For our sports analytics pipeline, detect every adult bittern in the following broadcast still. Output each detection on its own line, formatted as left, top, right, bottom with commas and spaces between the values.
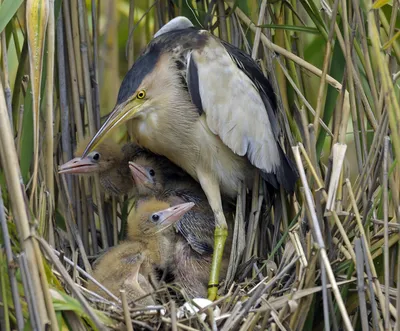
129, 157, 232, 297
81, 17, 298, 299
88, 198, 194, 303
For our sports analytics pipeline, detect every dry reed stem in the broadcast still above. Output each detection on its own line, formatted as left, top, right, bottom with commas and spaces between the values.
229, 3, 348, 94
121, 290, 134, 331
53, 246, 119, 301
0, 189, 24, 330
383, 137, 390, 330
293, 146, 353, 330
346, 180, 396, 322
0, 69, 49, 328
26, 0, 50, 208
45, 0, 55, 247
37, 236, 108, 331
368, 4, 400, 171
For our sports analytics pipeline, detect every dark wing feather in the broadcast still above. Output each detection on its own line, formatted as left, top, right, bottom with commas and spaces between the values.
162, 188, 215, 255
187, 54, 204, 115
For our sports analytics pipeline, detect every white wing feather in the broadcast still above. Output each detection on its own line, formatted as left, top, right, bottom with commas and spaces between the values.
188, 37, 280, 172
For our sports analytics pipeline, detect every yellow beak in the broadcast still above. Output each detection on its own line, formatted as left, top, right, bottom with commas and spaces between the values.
82, 101, 141, 157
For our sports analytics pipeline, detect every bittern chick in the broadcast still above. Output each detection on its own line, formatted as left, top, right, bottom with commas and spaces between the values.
88, 198, 194, 303
88, 248, 155, 306
59, 137, 188, 197
58, 137, 144, 196
129, 157, 232, 298
81, 17, 298, 299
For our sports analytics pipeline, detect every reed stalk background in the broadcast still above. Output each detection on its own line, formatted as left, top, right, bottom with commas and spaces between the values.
0, 0, 399, 329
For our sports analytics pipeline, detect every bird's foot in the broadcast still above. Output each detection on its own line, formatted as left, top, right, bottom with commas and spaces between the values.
207, 227, 228, 301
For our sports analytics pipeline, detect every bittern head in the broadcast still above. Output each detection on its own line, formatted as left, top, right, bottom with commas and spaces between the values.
58, 138, 123, 174
127, 198, 194, 239
81, 49, 180, 157
128, 157, 164, 194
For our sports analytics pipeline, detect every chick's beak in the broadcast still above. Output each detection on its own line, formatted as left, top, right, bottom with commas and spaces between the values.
129, 162, 150, 184
58, 156, 99, 174
82, 102, 142, 157
157, 202, 195, 227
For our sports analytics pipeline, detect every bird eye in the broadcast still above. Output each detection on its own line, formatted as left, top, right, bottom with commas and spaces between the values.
91, 152, 100, 162
151, 214, 160, 222
137, 90, 146, 99
149, 169, 155, 177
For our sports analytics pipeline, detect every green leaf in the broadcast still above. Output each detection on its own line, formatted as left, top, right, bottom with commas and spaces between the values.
257, 24, 320, 34
20, 87, 34, 184
0, 0, 24, 34
316, 39, 345, 158
51, 290, 115, 329
372, 0, 392, 9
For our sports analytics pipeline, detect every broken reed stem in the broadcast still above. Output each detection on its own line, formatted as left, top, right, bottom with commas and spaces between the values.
298, 143, 356, 261
292, 146, 353, 331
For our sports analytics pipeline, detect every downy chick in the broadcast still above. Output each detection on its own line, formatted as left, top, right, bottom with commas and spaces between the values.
129, 157, 233, 298
88, 199, 194, 303
88, 248, 155, 305
58, 137, 148, 196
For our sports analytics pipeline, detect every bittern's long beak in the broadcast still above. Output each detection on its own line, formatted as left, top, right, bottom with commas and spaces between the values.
82, 102, 141, 157
129, 162, 150, 185
58, 156, 99, 174
155, 202, 195, 230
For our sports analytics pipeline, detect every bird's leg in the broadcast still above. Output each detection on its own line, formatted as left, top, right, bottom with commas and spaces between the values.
197, 171, 228, 301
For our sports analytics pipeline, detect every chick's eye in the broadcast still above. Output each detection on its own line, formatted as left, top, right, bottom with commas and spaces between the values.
149, 169, 155, 177
137, 90, 146, 99
92, 153, 100, 161
151, 214, 160, 222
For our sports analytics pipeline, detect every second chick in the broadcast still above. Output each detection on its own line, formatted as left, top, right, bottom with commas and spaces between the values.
129, 156, 233, 298
88, 198, 194, 304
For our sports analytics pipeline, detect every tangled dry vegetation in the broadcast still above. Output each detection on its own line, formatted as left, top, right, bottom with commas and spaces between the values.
0, 0, 399, 330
